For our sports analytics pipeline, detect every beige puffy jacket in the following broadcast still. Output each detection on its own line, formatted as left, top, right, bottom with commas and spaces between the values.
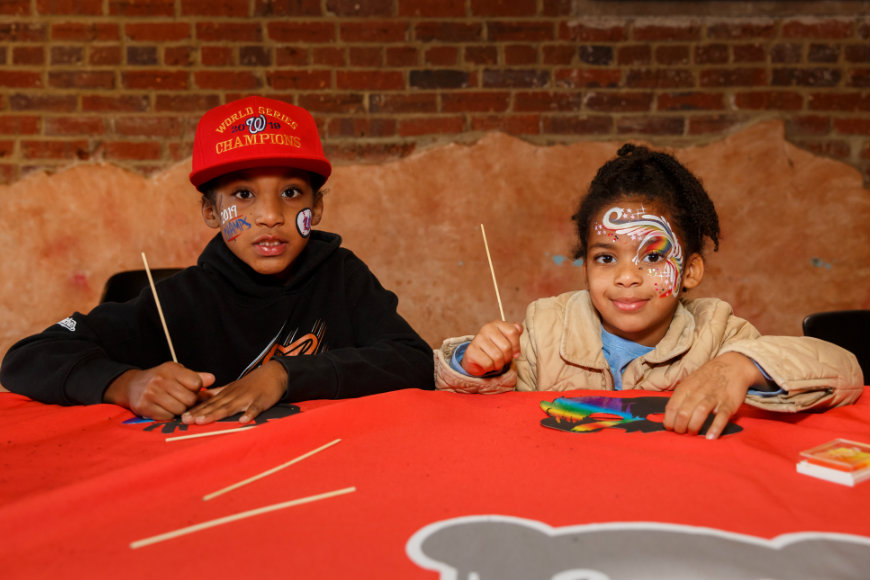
435, 291, 864, 412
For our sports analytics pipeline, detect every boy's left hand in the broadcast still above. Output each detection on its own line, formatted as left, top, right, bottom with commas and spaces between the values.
181, 361, 288, 425
663, 352, 763, 440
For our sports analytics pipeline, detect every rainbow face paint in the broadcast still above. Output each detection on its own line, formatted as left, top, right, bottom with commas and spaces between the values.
595, 206, 684, 297
296, 208, 312, 238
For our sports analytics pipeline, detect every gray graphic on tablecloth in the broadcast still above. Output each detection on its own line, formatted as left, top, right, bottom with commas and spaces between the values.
407, 516, 870, 580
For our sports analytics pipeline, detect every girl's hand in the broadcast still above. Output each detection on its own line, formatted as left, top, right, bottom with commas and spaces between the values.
103, 363, 215, 420
461, 321, 523, 376
181, 360, 287, 425
663, 352, 764, 439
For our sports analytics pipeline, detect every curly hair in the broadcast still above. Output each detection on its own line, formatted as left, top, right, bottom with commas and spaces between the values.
572, 144, 720, 260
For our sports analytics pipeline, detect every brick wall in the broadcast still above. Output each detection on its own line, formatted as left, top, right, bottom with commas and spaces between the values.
1, 0, 868, 185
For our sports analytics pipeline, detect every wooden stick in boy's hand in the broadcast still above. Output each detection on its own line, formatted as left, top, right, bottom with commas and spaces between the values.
141, 252, 178, 363
480, 224, 506, 322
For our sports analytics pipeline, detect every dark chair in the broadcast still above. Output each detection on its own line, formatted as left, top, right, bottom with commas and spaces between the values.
802, 310, 870, 382
100, 268, 182, 304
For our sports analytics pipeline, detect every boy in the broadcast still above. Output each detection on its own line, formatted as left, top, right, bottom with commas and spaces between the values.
1, 96, 434, 423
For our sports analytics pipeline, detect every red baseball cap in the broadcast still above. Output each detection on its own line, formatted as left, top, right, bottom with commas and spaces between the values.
189, 96, 332, 190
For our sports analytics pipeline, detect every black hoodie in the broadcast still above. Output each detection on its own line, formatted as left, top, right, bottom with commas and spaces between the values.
0, 231, 434, 406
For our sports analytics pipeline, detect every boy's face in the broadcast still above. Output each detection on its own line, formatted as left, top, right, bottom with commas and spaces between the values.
583, 199, 703, 347
202, 166, 323, 280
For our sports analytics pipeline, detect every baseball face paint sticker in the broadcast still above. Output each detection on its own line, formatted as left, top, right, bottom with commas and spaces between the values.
596, 206, 684, 297
296, 208, 312, 238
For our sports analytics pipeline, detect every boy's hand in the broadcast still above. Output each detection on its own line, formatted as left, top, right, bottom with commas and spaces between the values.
461, 321, 523, 377
663, 352, 763, 440
181, 360, 288, 425
104, 363, 215, 421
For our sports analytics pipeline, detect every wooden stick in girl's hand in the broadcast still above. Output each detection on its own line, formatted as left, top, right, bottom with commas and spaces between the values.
141, 252, 178, 363
480, 224, 506, 322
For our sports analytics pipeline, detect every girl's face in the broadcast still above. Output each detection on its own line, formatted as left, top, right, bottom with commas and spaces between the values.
202, 166, 323, 280
583, 199, 703, 346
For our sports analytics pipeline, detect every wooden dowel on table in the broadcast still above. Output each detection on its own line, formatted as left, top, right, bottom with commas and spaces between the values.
141, 252, 178, 363
203, 438, 342, 501
165, 426, 256, 442
480, 224, 506, 321
130, 486, 356, 549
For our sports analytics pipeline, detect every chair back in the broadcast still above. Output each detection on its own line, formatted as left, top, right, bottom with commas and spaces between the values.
802, 310, 870, 382
100, 269, 182, 304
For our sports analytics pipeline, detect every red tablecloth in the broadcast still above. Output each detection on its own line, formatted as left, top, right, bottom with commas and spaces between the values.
1, 387, 868, 579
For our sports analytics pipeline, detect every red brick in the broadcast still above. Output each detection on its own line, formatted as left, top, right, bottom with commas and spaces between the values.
276, 46, 309, 66
694, 44, 728, 65
790, 138, 851, 159
197, 22, 262, 42
542, 0, 572, 17
202, 46, 234, 67
327, 0, 393, 17
44, 116, 106, 135
706, 21, 776, 40
268, 21, 335, 43
268, 70, 332, 90
369, 93, 438, 113
845, 43, 870, 63
36, 0, 101, 15
561, 22, 625, 42
51, 46, 84, 65
655, 45, 689, 66
585, 92, 653, 112
51, 22, 119, 41
488, 21, 554, 42
297, 93, 365, 114
626, 69, 694, 89
82, 94, 150, 112
505, 44, 538, 65
687, 114, 748, 135
617, 45, 651, 66
126, 46, 159, 66
699, 68, 766, 87
470, 0, 537, 17
0, 115, 40, 134
181, 0, 250, 16
657, 92, 725, 111
49, 71, 115, 89
124, 70, 188, 90
22, 139, 90, 160
13, 46, 45, 65
398, 0, 464, 17
425, 46, 459, 66
482, 68, 548, 88
554, 68, 621, 89
786, 115, 831, 136
386, 46, 418, 67
109, 0, 174, 16
125, 22, 190, 42
732, 43, 765, 63
616, 116, 685, 136
398, 115, 464, 136
771, 67, 840, 87
442, 91, 510, 112
348, 46, 382, 67
847, 67, 869, 88
782, 19, 852, 39
164, 46, 194, 67
0, 22, 45, 42
471, 114, 540, 133
809, 92, 870, 111
103, 140, 161, 160
155, 94, 221, 112
90, 46, 122, 66
734, 91, 804, 110
464, 45, 497, 65
240, 46, 271, 66
116, 116, 184, 137
632, 22, 701, 42
338, 70, 404, 90
514, 90, 582, 112
0, 0, 28, 15
253, 0, 322, 17
194, 71, 261, 90
414, 22, 482, 43
808, 43, 840, 63
542, 44, 575, 65
0, 71, 43, 88
312, 46, 345, 66
9, 93, 76, 111
0, 140, 16, 157
771, 43, 803, 64
326, 117, 397, 138
541, 114, 612, 134
340, 21, 408, 43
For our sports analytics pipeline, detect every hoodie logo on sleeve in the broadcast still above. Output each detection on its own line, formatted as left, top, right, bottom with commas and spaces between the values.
58, 317, 76, 332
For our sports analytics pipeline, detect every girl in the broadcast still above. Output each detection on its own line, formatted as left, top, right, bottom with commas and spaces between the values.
434, 145, 863, 439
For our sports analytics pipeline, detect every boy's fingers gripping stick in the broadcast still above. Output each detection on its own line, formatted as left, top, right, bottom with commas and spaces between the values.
141, 252, 178, 363
480, 224, 506, 322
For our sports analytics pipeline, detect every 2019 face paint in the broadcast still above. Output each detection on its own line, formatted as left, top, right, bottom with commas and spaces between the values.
218, 203, 251, 242
595, 206, 684, 297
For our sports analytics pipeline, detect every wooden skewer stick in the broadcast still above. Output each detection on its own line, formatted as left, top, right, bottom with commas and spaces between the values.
165, 426, 256, 442
130, 486, 356, 549
480, 224, 505, 322
203, 438, 342, 501
141, 252, 178, 363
